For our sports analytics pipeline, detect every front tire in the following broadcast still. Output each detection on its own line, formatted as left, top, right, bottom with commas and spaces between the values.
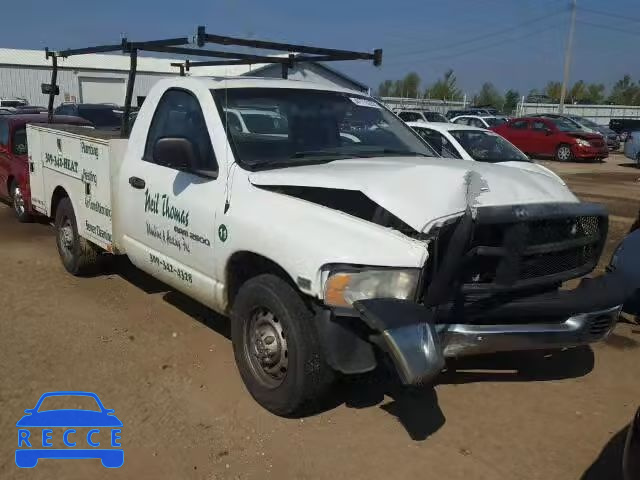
555, 144, 573, 162
54, 197, 100, 276
10, 181, 32, 223
231, 274, 335, 416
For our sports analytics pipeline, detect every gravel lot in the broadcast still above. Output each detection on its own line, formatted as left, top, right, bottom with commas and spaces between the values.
0, 154, 638, 480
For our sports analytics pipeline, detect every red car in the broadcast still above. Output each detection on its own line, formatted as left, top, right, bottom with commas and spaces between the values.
491, 116, 608, 162
0, 114, 92, 222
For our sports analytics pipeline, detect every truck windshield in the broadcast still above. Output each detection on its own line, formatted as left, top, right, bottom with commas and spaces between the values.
212, 88, 437, 170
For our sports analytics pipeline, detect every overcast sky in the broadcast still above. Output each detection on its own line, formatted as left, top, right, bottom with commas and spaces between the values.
2, 0, 639, 96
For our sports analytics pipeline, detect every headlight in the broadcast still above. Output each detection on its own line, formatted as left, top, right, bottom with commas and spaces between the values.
322, 267, 420, 308
576, 139, 591, 147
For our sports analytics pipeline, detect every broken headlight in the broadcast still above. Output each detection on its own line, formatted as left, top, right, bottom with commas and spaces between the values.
322, 267, 420, 308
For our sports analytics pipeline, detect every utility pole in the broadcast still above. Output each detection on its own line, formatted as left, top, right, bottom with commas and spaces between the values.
559, 0, 577, 113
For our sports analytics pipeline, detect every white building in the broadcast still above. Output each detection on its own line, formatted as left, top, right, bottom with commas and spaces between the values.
0, 48, 370, 107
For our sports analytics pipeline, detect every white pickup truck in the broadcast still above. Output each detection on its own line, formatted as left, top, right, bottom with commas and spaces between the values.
28, 76, 627, 416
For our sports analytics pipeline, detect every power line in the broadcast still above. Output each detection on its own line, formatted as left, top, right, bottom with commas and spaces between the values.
579, 6, 640, 24
576, 20, 640, 38
382, 0, 564, 51
388, 8, 566, 60
384, 21, 563, 67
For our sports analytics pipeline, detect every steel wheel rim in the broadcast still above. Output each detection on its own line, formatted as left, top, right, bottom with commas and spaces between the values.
558, 146, 571, 161
13, 186, 25, 216
59, 218, 75, 259
244, 307, 289, 389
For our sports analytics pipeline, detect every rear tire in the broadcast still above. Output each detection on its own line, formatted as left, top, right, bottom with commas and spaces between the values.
54, 197, 100, 276
231, 274, 335, 416
555, 144, 573, 162
10, 181, 32, 223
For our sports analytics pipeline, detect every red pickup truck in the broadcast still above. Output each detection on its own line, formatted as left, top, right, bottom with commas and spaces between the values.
491, 116, 608, 162
0, 114, 91, 221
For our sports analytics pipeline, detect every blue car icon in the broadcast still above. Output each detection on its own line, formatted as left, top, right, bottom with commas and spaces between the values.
16, 391, 123, 468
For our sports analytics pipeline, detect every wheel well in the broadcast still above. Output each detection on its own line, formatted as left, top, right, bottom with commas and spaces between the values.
226, 252, 297, 309
50, 186, 69, 219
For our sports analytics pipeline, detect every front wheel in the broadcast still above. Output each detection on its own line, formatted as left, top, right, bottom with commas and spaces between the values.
231, 274, 335, 416
54, 197, 100, 276
10, 181, 32, 223
555, 144, 573, 162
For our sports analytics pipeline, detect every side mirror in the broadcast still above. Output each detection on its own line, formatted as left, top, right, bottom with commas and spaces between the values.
24, 409, 33, 414
153, 137, 198, 171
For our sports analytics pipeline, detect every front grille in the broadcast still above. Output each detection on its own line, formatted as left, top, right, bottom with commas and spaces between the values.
588, 313, 616, 336
590, 139, 605, 148
429, 207, 607, 293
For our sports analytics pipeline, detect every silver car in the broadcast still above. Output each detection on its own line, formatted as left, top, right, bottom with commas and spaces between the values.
623, 130, 640, 164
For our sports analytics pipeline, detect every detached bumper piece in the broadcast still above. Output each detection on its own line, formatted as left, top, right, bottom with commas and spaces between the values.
353, 299, 445, 386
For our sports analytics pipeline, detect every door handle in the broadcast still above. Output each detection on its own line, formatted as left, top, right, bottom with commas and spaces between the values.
129, 176, 146, 189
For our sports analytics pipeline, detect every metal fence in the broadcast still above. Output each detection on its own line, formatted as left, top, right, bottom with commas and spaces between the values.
378, 96, 468, 114
515, 102, 640, 126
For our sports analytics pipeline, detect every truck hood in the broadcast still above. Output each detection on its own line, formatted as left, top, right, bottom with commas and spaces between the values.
249, 157, 577, 232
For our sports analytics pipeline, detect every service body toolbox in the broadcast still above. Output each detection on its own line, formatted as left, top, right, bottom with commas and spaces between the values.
27, 125, 124, 252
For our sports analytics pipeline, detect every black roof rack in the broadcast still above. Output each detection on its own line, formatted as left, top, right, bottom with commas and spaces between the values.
43, 26, 382, 136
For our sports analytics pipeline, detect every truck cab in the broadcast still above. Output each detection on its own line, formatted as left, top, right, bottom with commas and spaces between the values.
28, 76, 630, 417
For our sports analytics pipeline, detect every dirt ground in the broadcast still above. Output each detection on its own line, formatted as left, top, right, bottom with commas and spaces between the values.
0, 154, 639, 480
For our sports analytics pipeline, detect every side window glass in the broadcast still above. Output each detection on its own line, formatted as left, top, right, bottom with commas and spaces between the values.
417, 129, 461, 159
472, 119, 484, 128
510, 120, 528, 130
532, 121, 548, 131
12, 128, 27, 155
0, 120, 8, 146
454, 117, 468, 125
144, 89, 217, 172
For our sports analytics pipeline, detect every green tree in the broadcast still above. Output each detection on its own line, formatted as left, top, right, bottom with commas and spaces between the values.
503, 89, 520, 114
543, 81, 562, 102
475, 82, 504, 109
608, 75, 640, 105
586, 83, 605, 104
401, 72, 422, 98
378, 73, 422, 98
569, 80, 587, 104
425, 69, 462, 101
377, 80, 394, 97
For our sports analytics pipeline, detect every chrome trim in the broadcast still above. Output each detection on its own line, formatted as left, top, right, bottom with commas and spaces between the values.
439, 305, 622, 357
381, 321, 445, 385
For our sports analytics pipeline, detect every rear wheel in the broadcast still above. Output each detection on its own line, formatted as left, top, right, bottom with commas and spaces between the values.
555, 144, 573, 162
10, 181, 32, 223
231, 274, 335, 416
54, 197, 100, 275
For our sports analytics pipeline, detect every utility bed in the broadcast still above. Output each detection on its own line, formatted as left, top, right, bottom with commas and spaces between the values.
27, 124, 127, 253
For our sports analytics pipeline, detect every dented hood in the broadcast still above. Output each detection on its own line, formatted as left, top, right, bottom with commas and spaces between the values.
248, 157, 578, 232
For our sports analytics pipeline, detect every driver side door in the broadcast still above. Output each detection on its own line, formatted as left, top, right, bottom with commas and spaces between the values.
119, 88, 225, 307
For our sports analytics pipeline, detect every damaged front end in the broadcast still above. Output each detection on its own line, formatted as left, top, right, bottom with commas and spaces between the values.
327, 201, 630, 386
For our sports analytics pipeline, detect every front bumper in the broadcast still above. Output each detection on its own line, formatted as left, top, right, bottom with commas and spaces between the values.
352, 265, 632, 386
573, 144, 609, 159
440, 305, 620, 357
